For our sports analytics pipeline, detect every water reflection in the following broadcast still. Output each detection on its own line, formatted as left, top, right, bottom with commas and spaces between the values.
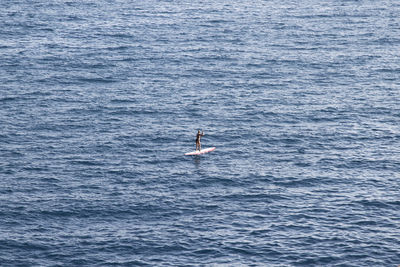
193, 156, 201, 168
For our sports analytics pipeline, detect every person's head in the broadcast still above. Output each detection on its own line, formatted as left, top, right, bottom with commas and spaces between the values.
198, 130, 201, 133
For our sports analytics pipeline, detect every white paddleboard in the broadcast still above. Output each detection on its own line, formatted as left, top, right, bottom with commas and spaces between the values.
185, 147, 216, 156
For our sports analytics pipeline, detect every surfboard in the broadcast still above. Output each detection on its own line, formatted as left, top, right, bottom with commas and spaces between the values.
185, 147, 216, 156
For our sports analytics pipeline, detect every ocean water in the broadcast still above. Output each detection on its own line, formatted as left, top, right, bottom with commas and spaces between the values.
1, 0, 400, 266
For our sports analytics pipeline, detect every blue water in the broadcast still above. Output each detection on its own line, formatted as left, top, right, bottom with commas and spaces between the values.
1, 0, 400, 266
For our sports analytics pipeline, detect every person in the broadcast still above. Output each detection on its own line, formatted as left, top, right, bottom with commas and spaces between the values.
195, 130, 204, 151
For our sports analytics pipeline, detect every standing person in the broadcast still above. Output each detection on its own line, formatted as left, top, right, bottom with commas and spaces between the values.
196, 130, 204, 151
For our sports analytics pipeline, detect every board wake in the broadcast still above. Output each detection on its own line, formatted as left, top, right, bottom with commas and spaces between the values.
185, 147, 216, 156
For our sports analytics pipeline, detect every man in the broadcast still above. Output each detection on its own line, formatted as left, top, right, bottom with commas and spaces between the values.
195, 130, 204, 151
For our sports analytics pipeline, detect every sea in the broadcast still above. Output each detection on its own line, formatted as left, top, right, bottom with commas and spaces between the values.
0, 0, 399, 266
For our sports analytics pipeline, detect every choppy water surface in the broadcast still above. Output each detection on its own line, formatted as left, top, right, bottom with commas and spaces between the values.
1, 0, 399, 266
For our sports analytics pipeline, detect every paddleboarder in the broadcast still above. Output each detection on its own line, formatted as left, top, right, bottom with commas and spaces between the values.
196, 130, 204, 151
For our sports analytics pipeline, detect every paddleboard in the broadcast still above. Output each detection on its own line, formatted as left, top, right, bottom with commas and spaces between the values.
185, 147, 216, 156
